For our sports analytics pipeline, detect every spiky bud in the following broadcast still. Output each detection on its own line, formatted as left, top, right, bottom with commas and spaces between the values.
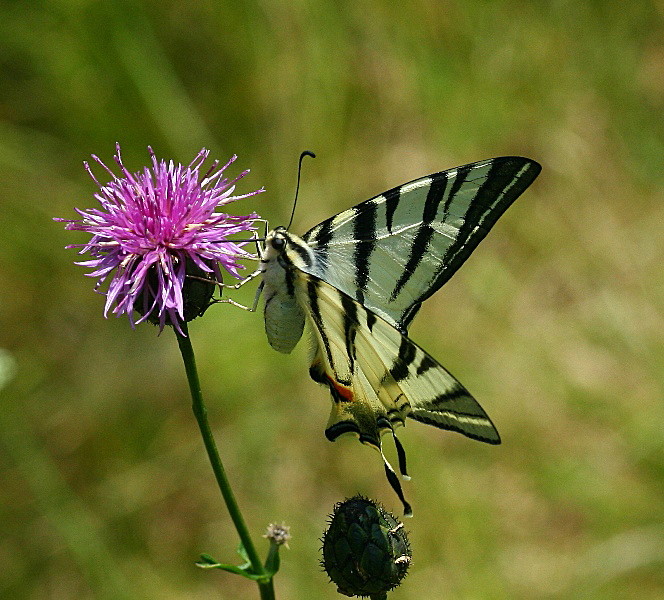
321, 496, 411, 599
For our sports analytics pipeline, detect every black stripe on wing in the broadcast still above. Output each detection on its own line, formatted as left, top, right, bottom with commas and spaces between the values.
399, 157, 541, 328
415, 354, 437, 376
408, 411, 501, 445
307, 277, 337, 374
408, 380, 501, 445
390, 173, 448, 301
443, 163, 472, 219
306, 217, 334, 279
340, 293, 359, 371
384, 186, 401, 234
289, 240, 314, 268
366, 310, 377, 333
389, 337, 418, 382
353, 201, 378, 305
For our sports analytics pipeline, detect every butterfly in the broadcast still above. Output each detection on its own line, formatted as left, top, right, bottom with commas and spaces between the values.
256, 156, 541, 515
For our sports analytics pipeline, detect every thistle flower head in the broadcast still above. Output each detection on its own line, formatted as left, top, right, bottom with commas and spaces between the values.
56, 144, 263, 333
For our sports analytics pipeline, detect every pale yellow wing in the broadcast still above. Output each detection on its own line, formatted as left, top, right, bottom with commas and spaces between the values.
295, 271, 499, 514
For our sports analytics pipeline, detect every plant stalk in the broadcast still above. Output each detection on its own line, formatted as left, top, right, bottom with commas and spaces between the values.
175, 323, 275, 599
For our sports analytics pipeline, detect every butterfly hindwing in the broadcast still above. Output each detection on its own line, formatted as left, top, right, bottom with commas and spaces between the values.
296, 271, 500, 513
300, 272, 499, 445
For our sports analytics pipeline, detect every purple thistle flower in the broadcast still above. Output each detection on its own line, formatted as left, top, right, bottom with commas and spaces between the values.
56, 144, 263, 333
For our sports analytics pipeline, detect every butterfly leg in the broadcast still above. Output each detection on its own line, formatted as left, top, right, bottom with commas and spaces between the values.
253, 218, 270, 242
209, 281, 264, 312
188, 266, 261, 289
220, 267, 262, 290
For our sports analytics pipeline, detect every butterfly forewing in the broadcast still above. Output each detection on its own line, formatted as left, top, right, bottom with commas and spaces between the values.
303, 157, 541, 331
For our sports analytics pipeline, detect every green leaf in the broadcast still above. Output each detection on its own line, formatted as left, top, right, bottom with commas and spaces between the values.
195, 552, 266, 581
196, 553, 220, 568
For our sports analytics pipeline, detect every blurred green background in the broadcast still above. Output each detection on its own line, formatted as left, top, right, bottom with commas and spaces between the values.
1, 1, 662, 598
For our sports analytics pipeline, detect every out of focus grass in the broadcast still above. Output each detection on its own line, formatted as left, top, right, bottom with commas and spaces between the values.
1, 1, 663, 599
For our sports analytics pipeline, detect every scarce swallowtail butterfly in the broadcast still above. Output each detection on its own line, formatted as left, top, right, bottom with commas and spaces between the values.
257, 156, 541, 515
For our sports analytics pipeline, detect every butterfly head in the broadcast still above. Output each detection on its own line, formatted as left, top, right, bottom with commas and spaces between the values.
263, 226, 288, 256
261, 226, 313, 271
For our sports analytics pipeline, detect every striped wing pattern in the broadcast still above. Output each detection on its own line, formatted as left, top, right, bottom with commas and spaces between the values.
259, 156, 541, 513
297, 271, 499, 515
303, 157, 541, 331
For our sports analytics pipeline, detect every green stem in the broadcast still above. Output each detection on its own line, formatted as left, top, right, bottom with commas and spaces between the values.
175, 323, 275, 600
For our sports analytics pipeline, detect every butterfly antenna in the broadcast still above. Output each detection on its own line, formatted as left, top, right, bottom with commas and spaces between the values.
287, 150, 316, 229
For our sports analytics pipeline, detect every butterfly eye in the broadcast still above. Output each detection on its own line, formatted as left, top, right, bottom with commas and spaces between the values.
271, 236, 286, 251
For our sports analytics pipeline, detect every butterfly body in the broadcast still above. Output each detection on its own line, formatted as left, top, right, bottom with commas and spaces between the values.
259, 157, 541, 513
260, 227, 309, 353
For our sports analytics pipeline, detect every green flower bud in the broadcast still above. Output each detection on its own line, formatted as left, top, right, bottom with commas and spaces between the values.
322, 496, 411, 599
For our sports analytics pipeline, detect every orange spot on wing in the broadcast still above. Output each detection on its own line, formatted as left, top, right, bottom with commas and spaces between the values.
326, 375, 354, 403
